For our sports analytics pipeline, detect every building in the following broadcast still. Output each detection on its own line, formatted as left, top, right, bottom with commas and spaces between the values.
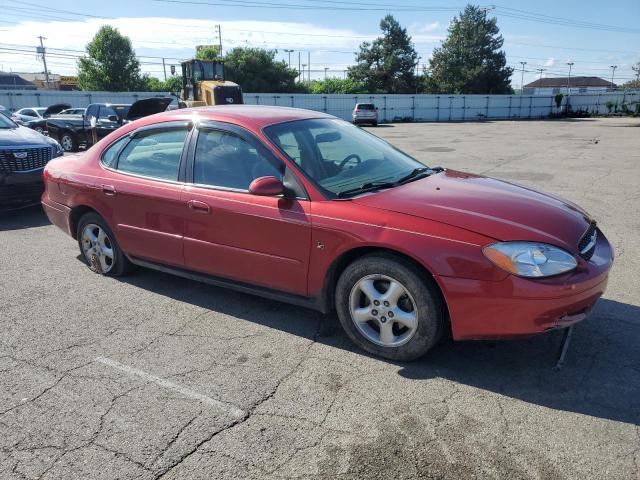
523, 76, 615, 95
0, 72, 37, 90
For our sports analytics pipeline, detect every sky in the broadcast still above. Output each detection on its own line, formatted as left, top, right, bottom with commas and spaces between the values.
0, 0, 639, 88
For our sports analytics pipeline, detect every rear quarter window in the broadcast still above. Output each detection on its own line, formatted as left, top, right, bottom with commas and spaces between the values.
101, 136, 130, 168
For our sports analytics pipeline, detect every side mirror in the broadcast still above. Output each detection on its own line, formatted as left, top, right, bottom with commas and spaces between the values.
107, 115, 118, 122
248, 176, 284, 196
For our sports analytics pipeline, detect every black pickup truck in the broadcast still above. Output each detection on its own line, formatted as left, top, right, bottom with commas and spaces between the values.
40, 97, 172, 152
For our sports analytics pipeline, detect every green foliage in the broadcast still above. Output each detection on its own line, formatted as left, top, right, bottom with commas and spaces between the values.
554, 93, 564, 108
425, 5, 514, 94
621, 79, 640, 90
143, 75, 182, 93
196, 45, 221, 61
347, 15, 419, 94
309, 77, 367, 94
77, 26, 144, 91
223, 47, 300, 93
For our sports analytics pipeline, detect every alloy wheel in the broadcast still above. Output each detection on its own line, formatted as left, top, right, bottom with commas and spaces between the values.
348, 274, 419, 347
81, 223, 114, 273
61, 135, 74, 151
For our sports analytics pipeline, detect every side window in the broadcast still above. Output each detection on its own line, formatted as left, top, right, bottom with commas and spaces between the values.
193, 129, 282, 190
116, 129, 187, 181
272, 131, 301, 166
100, 136, 130, 168
23, 109, 36, 117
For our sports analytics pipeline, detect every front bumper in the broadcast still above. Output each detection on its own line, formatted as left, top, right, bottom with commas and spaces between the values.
0, 170, 45, 212
439, 230, 614, 340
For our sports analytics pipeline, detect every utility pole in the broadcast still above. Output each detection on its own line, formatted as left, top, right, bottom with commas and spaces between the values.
324, 67, 329, 81
633, 64, 640, 82
298, 51, 301, 82
415, 56, 421, 94
307, 51, 311, 85
302, 64, 307, 84
36, 36, 49, 89
610, 65, 617, 90
519, 61, 527, 94
284, 49, 293, 67
215, 24, 223, 57
162, 58, 167, 80
566, 61, 574, 112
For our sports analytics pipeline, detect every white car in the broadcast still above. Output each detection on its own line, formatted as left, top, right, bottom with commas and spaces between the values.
352, 103, 378, 126
14, 107, 47, 123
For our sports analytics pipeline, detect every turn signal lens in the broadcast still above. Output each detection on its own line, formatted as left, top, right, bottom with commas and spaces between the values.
483, 242, 577, 278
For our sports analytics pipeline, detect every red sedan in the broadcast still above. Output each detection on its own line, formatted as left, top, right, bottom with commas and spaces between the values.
41, 106, 613, 360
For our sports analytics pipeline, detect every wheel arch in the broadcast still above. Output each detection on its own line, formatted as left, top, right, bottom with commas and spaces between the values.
69, 205, 100, 239
319, 246, 450, 327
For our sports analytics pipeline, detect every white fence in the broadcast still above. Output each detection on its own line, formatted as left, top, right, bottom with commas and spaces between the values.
242, 92, 639, 122
1, 89, 637, 122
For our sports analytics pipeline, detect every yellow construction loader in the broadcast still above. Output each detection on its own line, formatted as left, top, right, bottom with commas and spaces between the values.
179, 59, 243, 107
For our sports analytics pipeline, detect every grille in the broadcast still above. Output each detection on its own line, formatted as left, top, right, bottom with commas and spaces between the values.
578, 222, 597, 261
0, 146, 54, 173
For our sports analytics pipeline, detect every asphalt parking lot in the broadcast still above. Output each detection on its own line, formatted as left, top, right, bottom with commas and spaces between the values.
1, 117, 639, 479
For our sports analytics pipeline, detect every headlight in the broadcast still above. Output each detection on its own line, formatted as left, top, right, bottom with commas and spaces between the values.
46, 138, 64, 157
483, 242, 577, 278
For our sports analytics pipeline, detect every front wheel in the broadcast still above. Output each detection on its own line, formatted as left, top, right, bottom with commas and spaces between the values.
77, 213, 133, 276
335, 254, 445, 361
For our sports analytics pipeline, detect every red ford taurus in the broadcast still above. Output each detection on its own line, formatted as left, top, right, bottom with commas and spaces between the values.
41, 106, 613, 360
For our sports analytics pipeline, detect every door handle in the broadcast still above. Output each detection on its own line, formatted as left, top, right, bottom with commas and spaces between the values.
101, 184, 116, 196
187, 199, 210, 214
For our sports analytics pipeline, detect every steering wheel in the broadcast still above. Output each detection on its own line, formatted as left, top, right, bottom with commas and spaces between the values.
339, 153, 362, 169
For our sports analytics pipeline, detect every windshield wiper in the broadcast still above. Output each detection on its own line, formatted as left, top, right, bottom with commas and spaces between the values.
337, 181, 396, 198
395, 167, 433, 185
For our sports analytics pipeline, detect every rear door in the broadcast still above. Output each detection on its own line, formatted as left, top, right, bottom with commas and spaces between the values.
98, 120, 192, 267
181, 122, 312, 295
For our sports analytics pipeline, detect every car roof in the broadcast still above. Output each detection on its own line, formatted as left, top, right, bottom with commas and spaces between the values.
156, 105, 334, 130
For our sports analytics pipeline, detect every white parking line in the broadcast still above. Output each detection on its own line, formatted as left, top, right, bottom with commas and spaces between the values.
95, 357, 245, 418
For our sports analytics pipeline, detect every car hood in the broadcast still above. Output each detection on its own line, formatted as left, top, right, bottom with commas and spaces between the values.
126, 97, 173, 120
352, 169, 592, 251
0, 125, 49, 147
43, 103, 71, 117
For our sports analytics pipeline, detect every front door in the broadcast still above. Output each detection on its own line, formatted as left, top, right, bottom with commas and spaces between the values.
181, 124, 312, 296
98, 122, 192, 267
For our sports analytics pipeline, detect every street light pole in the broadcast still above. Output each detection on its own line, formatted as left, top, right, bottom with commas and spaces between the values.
37, 36, 50, 89
566, 61, 574, 111
324, 67, 328, 81
519, 61, 527, 94
610, 65, 618, 90
284, 49, 293, 67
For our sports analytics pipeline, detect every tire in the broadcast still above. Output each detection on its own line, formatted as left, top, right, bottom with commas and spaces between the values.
77, 212, 133, 277
335, 254, 445, 361
372, 121, 378, 127
59, 131, 78, 152
34, 126, 44, 134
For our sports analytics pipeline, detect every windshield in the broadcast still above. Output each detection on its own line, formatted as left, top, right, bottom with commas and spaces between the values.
0, 112, 17, 128
264, 118, 428, 198
35, 108, 46, 116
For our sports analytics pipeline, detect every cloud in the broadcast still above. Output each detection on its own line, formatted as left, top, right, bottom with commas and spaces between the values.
544, 57, 556, 68
0, 17, 373, 76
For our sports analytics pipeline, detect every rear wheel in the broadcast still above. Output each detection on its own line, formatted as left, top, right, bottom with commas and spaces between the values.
335, 254, 445, 361
59, 132, 78, 152
77, 213, 133, 276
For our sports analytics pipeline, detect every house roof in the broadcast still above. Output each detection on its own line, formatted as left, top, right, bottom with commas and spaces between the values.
0, 72, 38, 90
524, 76, 615, 88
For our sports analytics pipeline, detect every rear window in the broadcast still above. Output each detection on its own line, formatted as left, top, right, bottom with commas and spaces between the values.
357, 104, 375, 110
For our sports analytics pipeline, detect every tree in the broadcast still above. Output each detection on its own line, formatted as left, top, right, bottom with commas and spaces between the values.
309, 77, 367, 94
425, 5, 514, 94
77, 26, 144, 91
196, 45, 222, 61
347, 15, 418, 94
143, 75, 182, 93
222, 47, 300, 93
621, 79, 640, 90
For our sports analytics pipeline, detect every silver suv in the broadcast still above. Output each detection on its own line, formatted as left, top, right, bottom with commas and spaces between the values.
352, 103, 378, 126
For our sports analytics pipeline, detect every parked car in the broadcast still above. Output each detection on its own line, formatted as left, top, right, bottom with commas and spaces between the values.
352, 103, 378, 126
26, 103, 72, 134
14, 107, 47, 123
59, 108, 87, 116
1, 113, 63, 211
41, 105, 613, 360
43, 97, 172, 152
